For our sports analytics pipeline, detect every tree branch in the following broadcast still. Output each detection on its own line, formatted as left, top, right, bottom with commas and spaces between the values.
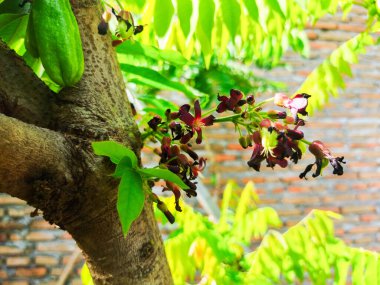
0, 41, 53, 128
0, 114, 79, 203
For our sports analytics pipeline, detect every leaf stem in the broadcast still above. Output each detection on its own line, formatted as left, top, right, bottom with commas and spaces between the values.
300, 139, 312, 145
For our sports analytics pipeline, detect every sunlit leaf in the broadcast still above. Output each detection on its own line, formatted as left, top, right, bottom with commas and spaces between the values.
117, 169, 145, 236
137, 168, 190, 189
92, 141, 138, 166
154, 0, 174, 37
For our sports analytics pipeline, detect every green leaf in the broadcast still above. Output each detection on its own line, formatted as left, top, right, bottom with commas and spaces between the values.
137, 168, 189, 189
177, 0, 192, 37
196, 0, 215, 68
364, 252, 378, 285
220, 0, 241, 39
113, 156, 133, 178
81, 263, 94, 285
0, 13, 28, 52
117, 170, 145, 236
120, 63, 198, 99
154, 0, 174, 37
243, 0, 259, 22
92, 141, 138, 167
334, 258, 350, 285
117, 40, 189, 66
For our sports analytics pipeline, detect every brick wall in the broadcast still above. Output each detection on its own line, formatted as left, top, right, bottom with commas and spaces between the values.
1, 5, 380, 284
203, 5, 380, 250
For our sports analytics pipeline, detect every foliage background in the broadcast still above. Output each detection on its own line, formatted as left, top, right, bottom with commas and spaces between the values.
1, 2, 380, 285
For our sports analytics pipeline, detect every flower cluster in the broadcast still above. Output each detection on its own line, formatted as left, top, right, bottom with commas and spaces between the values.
146, 100, 214, 216
144, 89, 346, 222
247, 119, 303, 171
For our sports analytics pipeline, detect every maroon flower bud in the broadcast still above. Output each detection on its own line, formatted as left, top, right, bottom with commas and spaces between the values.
165, 109, 171, 120
239, 135, 253, 149
237, 100, 247, 106
130, 103, 137, 116
157, 201, 175, 223
170, 112, 180, 120
177, 153, 190, 167
148, 115, 162, 131
170, 145, 181, 156
134, 25, 144, 35
246, 95, 255, 105
216, 89, 244, 113
287, 129, 304, 140
234, 107, 242, 113
167, 165, 180, 173
268, 110, 287, 119
180, 144, 199, 160
259, 119, 272, 128
98, 20, 109, 35
284, 116, 295, 124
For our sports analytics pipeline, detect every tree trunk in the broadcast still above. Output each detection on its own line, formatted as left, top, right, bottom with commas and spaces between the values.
0, 1, 173, 284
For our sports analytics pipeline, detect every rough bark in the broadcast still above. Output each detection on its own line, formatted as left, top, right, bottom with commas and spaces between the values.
0, 1, 173, 284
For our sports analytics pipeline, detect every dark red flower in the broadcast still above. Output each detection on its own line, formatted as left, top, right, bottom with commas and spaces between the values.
300, 140, 346, 179
179, 100, 215, 144
216, 89, 246, 113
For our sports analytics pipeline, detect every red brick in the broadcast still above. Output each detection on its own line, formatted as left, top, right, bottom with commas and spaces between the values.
26, 231, 55, 241
359, 172, 380, 179
3, 282, 29, 285
51, 267, 63, 275
338, 24, 366, 32
349, 226, 379, 234
0, 221, 25, 230
227, 143, 243, 150
6, 257, 30, 266
335, 184, 348, 191
307, 30, 318, 40
360, 214, 379, 222
15, 267, 47, 277
305, 206, 340, 214
352, 183, 368, 191
357, 193, 380, 201
214, 154, 236, 162
272, 187, 284, 193
9, 233, 23, 241
309, 41, 339, 49
0, 196, 26, 205
282, 196, 320, 204
61, 232, 73, 240
313, 22, 338, 30
322, 194, 355, 203
35, 255, 59, 266
0, 270, 8, 278
335, 228, 345, 236
288, 186, 309, 193
8, 208, 27, 217
277, 209, 302, 216
0, 246, 24, 255
341, 205, 375, 214
36, 242, 75, 252
30, 219, 56, 230
0, 233, 7, 242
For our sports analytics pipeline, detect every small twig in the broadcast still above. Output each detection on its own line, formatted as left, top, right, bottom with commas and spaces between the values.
56, 246, 82, 285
